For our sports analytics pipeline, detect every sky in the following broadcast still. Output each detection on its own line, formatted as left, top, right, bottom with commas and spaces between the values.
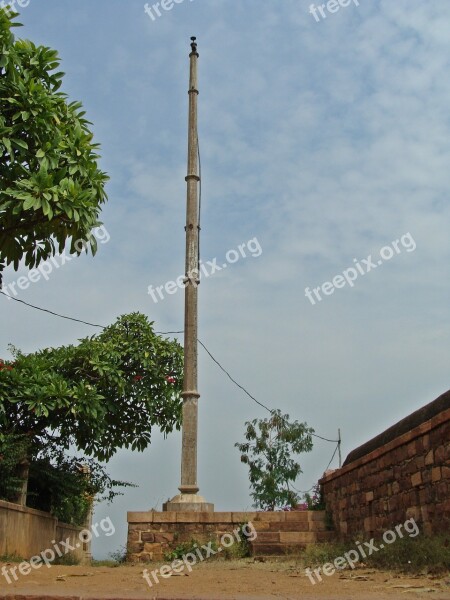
2, 0, 450, 558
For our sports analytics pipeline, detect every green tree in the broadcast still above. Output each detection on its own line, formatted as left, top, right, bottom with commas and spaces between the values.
0, 313, 184, 462
235, 410, 314, 511
0, 9, 108, 283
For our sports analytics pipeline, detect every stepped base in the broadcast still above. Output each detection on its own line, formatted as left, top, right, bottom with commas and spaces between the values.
127, 510, 335, 562
251, 531, 336, 556
163, 493, 214, 512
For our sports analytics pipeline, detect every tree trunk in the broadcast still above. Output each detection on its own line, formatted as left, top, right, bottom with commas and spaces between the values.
13, 458, 30, 506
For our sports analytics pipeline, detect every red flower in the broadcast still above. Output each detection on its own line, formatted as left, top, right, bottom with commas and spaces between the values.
133, 375, 143, 382
166, 376, 176, 384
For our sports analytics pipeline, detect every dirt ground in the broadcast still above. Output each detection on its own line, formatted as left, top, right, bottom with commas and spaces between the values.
0, 559, 448, 599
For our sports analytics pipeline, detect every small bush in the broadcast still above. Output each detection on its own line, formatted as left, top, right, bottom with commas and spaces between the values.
53, 553, 80, 566
108, 546, 128, 564
365, 534, 450, 574
0, 554, 24, 563
164, 538, 218, 562
303, 542, 351, 567
302, 534, 450, 574
304, 483, 326, 511
222, 523, 253, 559
92, 559, 121, 567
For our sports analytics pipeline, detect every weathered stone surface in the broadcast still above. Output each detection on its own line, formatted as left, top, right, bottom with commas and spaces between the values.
152, 512, 177, 523
270, 521, 310, 532
126, 510, 335, 560
143, 542, 161, 550
320, 396, 450, 538
127, 529, 141, 542
191, 512, 231, 523
279, 532, 316, 543
231, 512, 258, 522
254, 532, 280, 543
254, 512, 286, 522
285, 512, 308, 523
411, 472, 422, 487
127, 511, 154, 523
154, 533, 174, 543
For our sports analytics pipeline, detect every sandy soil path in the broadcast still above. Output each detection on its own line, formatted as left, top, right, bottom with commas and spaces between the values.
0, 560, 448, 599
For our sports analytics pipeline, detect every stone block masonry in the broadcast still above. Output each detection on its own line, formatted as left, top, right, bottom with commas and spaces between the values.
320, 391, 450, 538
127, 510, 334, 560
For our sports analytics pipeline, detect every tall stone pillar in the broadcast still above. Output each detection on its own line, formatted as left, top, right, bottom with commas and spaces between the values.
164, 37, 213, 513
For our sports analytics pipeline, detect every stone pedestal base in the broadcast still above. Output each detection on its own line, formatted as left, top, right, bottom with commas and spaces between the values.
163, 493, 214, 512
127, 510, 333, 562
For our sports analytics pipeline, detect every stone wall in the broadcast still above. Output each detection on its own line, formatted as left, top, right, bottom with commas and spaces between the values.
320, 392, 450, 538
127, 510, 333, 560
0, 499, 88, 563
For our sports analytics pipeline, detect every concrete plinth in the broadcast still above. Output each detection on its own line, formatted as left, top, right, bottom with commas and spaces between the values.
163, 493, 214, 512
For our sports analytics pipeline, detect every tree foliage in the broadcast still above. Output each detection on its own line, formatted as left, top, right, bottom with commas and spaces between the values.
27, 449, 136, 526
0, 431, 28, 500
0, 313, 184, 461
235, 410, 314, 511
0, 433, 136, 525
0, 9, 108, 279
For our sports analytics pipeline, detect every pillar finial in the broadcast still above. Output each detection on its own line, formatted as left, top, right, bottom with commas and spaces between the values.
190, 36, 198, 56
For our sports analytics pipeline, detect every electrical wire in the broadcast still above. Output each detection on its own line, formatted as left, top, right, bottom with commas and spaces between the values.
155, 330, 184, 335
311, 433, 340, 443
291, 441, 340, 495
0, 292, 183, 336
197, 337, 339, 443
0, 291, 105, 329
197, 338, 270, 412
324, 442, 340, 472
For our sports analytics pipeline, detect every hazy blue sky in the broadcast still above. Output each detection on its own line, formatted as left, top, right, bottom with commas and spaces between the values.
2, 0, 450, 558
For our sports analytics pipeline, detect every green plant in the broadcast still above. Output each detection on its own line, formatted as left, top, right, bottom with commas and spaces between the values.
302, 534, 450, 575
108, 545, 128, 564
222, 523, 253, 559
304, 483, 326, 511
0, 433, 29, 501
53, 553, 80, 566
235, 410, 314, 510
92, 559, 121, 567
164, 538, 219, 562
0, 554, 24, 563
0, 313, 184, 463
0, 9, 108, 281
302, 541, 351, 567
26, 451, 136, 526
365, 534, 450, 574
